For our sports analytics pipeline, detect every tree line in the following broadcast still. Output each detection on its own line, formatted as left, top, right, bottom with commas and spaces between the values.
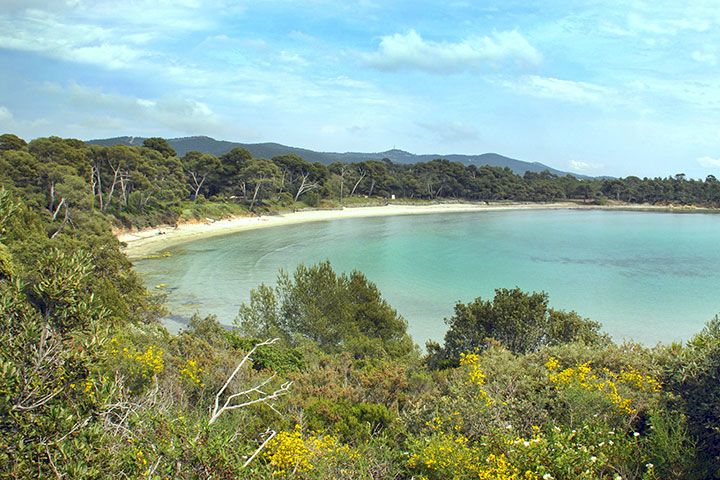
2, 133, 719, 230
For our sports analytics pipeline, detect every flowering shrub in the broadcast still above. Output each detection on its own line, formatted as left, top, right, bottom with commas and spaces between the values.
263, 425, 355, 476
407, 432, 536, 480
459, 351, 493, 405
546, 357, 661, 416
124, 345, 165, 378
264, 427, 314, 475
407, 425, 659, 480
406, 347, 683, 480
501, 425, 651, 480
109, 337, 165, 378
179, 358, 204, 387
107, 337, 165, 392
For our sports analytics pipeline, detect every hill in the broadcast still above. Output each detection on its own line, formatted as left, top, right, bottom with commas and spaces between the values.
87, 136, 581, 177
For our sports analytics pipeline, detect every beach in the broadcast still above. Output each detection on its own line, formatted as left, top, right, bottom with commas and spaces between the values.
117, 202, 713, 258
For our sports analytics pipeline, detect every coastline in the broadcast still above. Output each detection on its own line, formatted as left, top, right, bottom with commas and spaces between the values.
117, 202, 716, 259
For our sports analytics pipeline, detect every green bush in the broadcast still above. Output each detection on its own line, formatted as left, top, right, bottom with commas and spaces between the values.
666, 317, 720, 478
305, 398, 396, 443
228, 335, 305, 373
237, 262, 416, 360
427, 288, 607, 368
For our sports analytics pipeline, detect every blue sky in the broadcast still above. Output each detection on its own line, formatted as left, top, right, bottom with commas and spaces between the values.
1, 1, 720, 177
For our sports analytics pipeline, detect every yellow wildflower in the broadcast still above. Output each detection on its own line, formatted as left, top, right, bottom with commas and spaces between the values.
179, 358, 204, 387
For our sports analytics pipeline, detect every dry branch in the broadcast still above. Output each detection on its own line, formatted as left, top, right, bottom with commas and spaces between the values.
208, 338, 292, 425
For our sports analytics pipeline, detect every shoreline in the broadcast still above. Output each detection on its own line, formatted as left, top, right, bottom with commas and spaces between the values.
118, 202, 717, 259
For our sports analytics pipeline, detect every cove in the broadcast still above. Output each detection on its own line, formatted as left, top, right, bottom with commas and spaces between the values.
134, 209, 720, 346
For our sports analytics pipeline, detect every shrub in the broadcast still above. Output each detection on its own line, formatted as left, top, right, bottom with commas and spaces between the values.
237, 262, 416, 360
665, 317, 720, 478
304, 398, 396, 442
427, 288, 607, 368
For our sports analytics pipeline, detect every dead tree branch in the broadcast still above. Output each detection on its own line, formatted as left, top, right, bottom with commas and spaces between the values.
208, 338, 292, 425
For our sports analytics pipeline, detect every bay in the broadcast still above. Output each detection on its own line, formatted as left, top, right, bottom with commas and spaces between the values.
134, 209, 720, 346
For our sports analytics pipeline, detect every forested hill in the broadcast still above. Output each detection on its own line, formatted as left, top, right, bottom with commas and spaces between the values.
88, 135, 577, 177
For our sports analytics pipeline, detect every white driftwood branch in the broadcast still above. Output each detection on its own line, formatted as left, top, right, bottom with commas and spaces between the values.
208, 338, 292, 425
243, 429, 277, 468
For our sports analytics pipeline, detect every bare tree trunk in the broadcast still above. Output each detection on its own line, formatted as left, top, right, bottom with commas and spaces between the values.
250, 183, 261, 211
51, 198, 65, 221
48, 182, 56, 213
93, 165, 104, 211
294, 172, 318, 202
350, 172, 366, 196
294, 173, 307, 202
119, 172, 129, 206
208, 338, 291, 426
140, 185, 160, 210
189, 171, 205, 201
103, 162, 121, 212
50, 204, 69, 239
368, 178, 376, 197
90, 168, 97, 210
339, 166, 345, 205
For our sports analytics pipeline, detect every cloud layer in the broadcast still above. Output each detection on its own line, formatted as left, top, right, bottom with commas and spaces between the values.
698, 156, 720, 168
495, 76, 616, 105
365, 29, 542, 73
2, 1, 720, 177
569, 160, 605, 173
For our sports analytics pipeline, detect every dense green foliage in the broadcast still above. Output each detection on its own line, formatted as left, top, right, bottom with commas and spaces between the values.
238, 262, 415, 360
427, 288, 608, 368
2, 134, 720, 237
664, 317, 720, 477
1, 133, 720, 479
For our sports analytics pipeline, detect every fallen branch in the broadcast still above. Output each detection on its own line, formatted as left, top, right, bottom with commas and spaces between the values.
208, 338, 293, 425
243, 429, 277, 469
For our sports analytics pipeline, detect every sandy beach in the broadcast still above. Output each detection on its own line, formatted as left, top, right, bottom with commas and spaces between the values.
117, 202, 714, 258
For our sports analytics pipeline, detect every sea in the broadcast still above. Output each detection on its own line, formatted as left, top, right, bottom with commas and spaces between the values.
134, 209, 720, 346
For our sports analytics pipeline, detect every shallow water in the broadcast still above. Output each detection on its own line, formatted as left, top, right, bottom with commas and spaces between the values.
134, 209, 720, 346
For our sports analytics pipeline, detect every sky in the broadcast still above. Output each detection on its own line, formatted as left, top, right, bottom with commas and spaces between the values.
1, 1, 720, 178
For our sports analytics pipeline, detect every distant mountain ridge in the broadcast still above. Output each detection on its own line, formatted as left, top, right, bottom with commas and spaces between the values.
87, 135, 581, 177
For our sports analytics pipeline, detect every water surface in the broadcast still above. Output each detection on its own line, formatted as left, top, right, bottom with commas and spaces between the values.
134, 210, 720, 345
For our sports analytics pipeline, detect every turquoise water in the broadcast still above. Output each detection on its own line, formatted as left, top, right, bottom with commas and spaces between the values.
134, 210, 720, 346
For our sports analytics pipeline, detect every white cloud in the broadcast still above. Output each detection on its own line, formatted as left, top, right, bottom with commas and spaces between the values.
0, 10, 148, 69
319, 123, 368, 136
569, 160, 604, 173
626, 13, 710, 36
288, 30, 317, 43
0, 106, 13, 123
691, 50, 716, 65
697, 156, 720, 167
324, 76, 373, 89
54, 82, 224, 135
626, 77, 720, 112
0, 1, 240, 69
497, 75, 615, 105
365, 29, 542, 73
279, 50, 308, 67
0, 105, 50, 135
11, 0, 229, 31
417, 121, 480, 143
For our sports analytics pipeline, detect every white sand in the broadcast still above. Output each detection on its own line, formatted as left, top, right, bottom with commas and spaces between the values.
117, 202, 711, 259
